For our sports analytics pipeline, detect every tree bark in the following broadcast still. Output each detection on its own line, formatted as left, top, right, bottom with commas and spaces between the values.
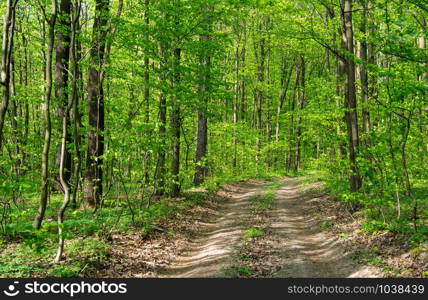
83, 0, 110, 208
359, 0, 371, 134
34, 0, 58, 229
342, 0, 362, 192
294, 55, 305, 172
53, 0, 72, 191
0, 0, 18, 152
194, 7, 212, 187
143, 0, 151, 185
154, 43, 167, 195
170, 46, 181, 197
70, 0, 82, 210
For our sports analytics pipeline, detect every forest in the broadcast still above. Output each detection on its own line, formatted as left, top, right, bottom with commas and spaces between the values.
0, 0, 427, 278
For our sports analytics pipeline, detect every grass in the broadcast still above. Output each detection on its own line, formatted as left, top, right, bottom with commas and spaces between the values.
244, 228, 263, 239
249, 181, 284, 214
351, 250, 383, 267
223, 264, 254, 277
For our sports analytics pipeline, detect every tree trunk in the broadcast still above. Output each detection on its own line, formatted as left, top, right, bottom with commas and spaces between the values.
254, 17, 268, 167
233, 41, 242, 169
194, 7, 212, 187
53, 0, 72, 191
70, 0, 82, 210
143, 0, 151, 185
170, 45, 181, 197
34, 0, 58, 229
83, 0, 110, 209
0, 0, 18, 152
359, 0, 371, 134
54, 61, 75, 262
275, 56, 291, 143
294, 55, 305, 172
154, 44, 167, 195
10, 56, 22, 175
342, 0, 362, 192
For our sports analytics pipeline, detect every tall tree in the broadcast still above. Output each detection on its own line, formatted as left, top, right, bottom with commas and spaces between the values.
54, 0, 72, 190
34, 0, 58, 229
170, 2, 182, 197
154, 41, 167, 196
342, 0, 362, 192
294, 55, 305, 172
0, 0, 18, 152
170, 45, 181, 197
194, 5, 212, 187
83, 0, 110, 208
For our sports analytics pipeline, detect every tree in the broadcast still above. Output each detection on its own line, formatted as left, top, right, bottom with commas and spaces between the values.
341, 0, 362, 193
0, 0, 18, 152
83, 0, 110, 208
194, 5, 212, 187
53, 0, 72, 191
34, 0, 58, 229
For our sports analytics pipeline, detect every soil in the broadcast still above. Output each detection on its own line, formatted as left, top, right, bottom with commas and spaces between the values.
270, 179, 381, 277
157, 178, 382, 278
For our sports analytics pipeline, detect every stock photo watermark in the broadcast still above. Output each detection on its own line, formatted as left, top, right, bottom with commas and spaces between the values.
2, 281, 127, 297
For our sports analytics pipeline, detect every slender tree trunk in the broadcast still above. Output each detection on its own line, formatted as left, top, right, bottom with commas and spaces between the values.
54, 0, 72, 191
400, 118, 417, 230
143, 0, 151, 185
294, 55, 305, 172
54, 66, 74, 263
254, 17, 267, 167
154, 44, 167, 195
359, 0, 371, 134
10, 57, 21, 175
240, 31, 247, 122
287, 62, 299, 172
0, 0, 18, 152
170, 44, 181, 197
34, 0, 58, 229
417, 17, 427, 147
342, 0, 362, 192
233, 44, 240, 169
194, 7, 212, 187
275, 56, 292, 143
71, 0, 82, 210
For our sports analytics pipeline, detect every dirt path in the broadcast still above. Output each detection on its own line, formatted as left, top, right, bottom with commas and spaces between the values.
271, 179, 381, 278
160, 181, 266, 277
161, 178, 382, 278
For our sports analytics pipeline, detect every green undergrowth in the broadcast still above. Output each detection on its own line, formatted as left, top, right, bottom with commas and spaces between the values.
0, 173, 284, 278
302, 170, 428, 246
0, 188, 211, 277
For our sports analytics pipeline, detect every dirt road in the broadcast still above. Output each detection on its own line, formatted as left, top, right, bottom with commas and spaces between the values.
161, 178, 381, 278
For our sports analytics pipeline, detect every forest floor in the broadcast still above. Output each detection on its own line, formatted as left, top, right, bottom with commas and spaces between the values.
158, 178, 381, 278
95, 176, 428, 278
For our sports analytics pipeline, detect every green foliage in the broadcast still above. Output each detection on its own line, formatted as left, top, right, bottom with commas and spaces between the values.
223, 264, 254, 277
351, 250, 383, 267
47, 265, 81, 278
0, 188, 210, 277
244, 228, 263, 239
